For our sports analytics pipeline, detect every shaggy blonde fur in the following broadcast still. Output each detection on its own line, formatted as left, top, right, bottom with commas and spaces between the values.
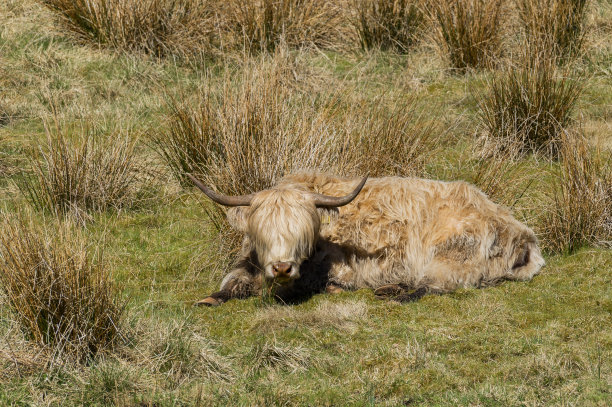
198, 172, 544, 305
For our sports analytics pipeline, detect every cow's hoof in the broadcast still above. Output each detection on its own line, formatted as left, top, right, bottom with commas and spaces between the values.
326, 284, 344, 294
374, 284, 405, 298
392, 287, 427, 303
194, 297, 222, 307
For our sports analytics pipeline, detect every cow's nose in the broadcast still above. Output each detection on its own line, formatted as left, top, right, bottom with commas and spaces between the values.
272, 262, 292, 278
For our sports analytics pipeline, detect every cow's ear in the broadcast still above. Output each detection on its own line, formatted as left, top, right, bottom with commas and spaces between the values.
226, 207, 248, 232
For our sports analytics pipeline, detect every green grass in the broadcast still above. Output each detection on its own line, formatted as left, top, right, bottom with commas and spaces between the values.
0, 0, 611, 405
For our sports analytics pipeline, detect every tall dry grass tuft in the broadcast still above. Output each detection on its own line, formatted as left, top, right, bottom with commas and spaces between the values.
149, 95, 221, 186
350, 0, 424, 52
431, 0, 504, 70
20, 122, 148, 220
541, 133, 611, 253
461, 142, 533, 208
223, 0, 346, 53
517, 0, 588, 59
338, 95, 441, 177
40, 0, 219, 60
478, 49, 583, 156
0, 213, 124, 362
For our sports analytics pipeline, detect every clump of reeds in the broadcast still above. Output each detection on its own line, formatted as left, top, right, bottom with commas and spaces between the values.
541, 133, 611, 253
350, 0, 424, 52
40, 0, 218, 60
431, 0, 504, 71
338, 95, 441, 177
0, 213, 124, 362
517, 0, 588, 60
19, 122, 148, 220
220, 0, 346, 53
478, 49, 583, 156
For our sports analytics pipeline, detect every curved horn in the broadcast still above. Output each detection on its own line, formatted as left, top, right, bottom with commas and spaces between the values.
187, 174, 254, 207
312, 175, 368, 208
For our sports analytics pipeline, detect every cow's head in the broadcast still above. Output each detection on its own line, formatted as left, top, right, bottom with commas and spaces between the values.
188, 174, 367, 284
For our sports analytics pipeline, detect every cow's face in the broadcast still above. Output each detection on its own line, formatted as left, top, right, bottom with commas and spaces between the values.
233, 187, 320, 282
187, 174, 367, 285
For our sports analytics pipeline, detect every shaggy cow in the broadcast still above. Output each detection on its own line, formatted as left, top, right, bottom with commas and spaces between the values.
189, 172, 545, 306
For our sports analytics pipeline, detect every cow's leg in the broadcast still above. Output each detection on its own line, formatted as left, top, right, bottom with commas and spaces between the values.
325, 283, 344, 294
194, 266, 261, 307
374, 284, 410, 298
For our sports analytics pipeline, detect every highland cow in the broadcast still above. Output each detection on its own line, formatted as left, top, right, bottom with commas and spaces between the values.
188, 172, 544, 306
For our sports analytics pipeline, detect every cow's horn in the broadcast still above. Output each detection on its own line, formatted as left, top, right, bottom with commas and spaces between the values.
187, 174, 254, 207
312, 175, 368, 208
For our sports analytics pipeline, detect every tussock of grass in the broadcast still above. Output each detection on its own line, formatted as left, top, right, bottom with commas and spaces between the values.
350, 0, 424, 52
478, 50, 583, 155
339, 95, 441, 177
518, 0, 588, 59
252, 300, 368, 333
40, 0, 219, 60
224, 0, 346, 53
541, 133, 612, 253
248, 340, 310, 373
146, 320, 233, 383
431, 0, 504, 70
19, 121, 150, 220
458, 144, 533, 207
0, 213, 124, 363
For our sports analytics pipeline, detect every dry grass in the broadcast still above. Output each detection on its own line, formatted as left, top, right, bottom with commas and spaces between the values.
431, 0, 505, 71
248, 340, 310, 373
0, 213, 124, 362
460, 142, 533, 207
155, 57, 337, 195
337, 95, 441, 177
541, 133, 612, 253
40, 0, 219, 60
252, 300, 368, 333
478, 49, 583, 155
223, 0, 347, 53
350, 0, 424, 52
19, 121, 148, 220
518, 0, 588, 60
144, 319, 233, 383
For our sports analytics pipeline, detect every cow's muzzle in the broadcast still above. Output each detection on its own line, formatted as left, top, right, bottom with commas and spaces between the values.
272, 262, 292, 280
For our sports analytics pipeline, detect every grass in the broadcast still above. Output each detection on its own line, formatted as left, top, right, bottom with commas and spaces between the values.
431, 0, 504, 71
224, 0, 347, 53
518, 0, 589, 60
18, 120, 150, 221
0, 0, 611, 405
351, 0, 424, 52
542, 132, 612, 253
0, 213, 124, 363
40, 0, 219, 60
478, 49, 584, 155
